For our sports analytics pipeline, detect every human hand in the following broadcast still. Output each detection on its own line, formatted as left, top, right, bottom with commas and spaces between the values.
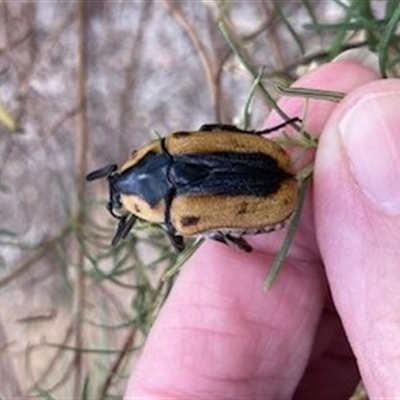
125, 51, 400, 399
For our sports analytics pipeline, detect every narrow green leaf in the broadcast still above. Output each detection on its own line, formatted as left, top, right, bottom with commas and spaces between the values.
378, 2, 400, 77
264, 176, 311, 289
271, 0, 305, 55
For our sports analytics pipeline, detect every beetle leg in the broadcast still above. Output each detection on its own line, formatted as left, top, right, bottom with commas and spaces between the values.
111, 214, 136, 246
163, 189, 177, 235
166, 232, 185, 252
224, 235, 253, 253
199, 117, 301, 136
119, 214, 136, 240
209, 232, 253, 253
112, 218, 126, 246
162, 188, 186, 252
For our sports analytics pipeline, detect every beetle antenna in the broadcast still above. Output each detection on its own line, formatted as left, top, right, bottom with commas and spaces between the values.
86, 164, 118, 181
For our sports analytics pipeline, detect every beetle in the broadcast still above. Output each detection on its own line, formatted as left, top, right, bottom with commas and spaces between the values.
86, 118, 300, 252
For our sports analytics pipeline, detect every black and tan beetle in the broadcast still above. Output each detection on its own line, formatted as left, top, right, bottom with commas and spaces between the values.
86, 120, 300, 252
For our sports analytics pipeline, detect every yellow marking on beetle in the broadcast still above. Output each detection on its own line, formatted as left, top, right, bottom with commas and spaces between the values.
120, 195, 166, 224
119, 140, 164, 172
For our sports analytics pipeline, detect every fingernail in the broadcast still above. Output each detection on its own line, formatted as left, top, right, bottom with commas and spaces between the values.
332, 49, 379, 73
339, 92, 400, 214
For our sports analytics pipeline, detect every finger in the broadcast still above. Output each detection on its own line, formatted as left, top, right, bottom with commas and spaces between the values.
293, 300, 360, 400
315, 79, 400, 397
125, 242, 325, 400
125, 54, 379, 400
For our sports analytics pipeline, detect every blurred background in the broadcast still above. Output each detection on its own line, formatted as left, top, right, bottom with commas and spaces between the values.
0, 1, 397, 398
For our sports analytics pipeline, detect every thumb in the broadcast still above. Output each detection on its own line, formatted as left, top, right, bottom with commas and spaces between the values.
314, 79, 400, 397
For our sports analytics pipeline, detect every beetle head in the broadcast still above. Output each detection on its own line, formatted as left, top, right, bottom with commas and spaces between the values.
86, 164, 138, 244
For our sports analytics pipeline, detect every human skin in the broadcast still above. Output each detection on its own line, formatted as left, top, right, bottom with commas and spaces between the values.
125, 52, 400, 399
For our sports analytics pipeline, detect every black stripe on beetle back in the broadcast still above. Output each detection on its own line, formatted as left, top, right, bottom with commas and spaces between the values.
170, 152, 293, 197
